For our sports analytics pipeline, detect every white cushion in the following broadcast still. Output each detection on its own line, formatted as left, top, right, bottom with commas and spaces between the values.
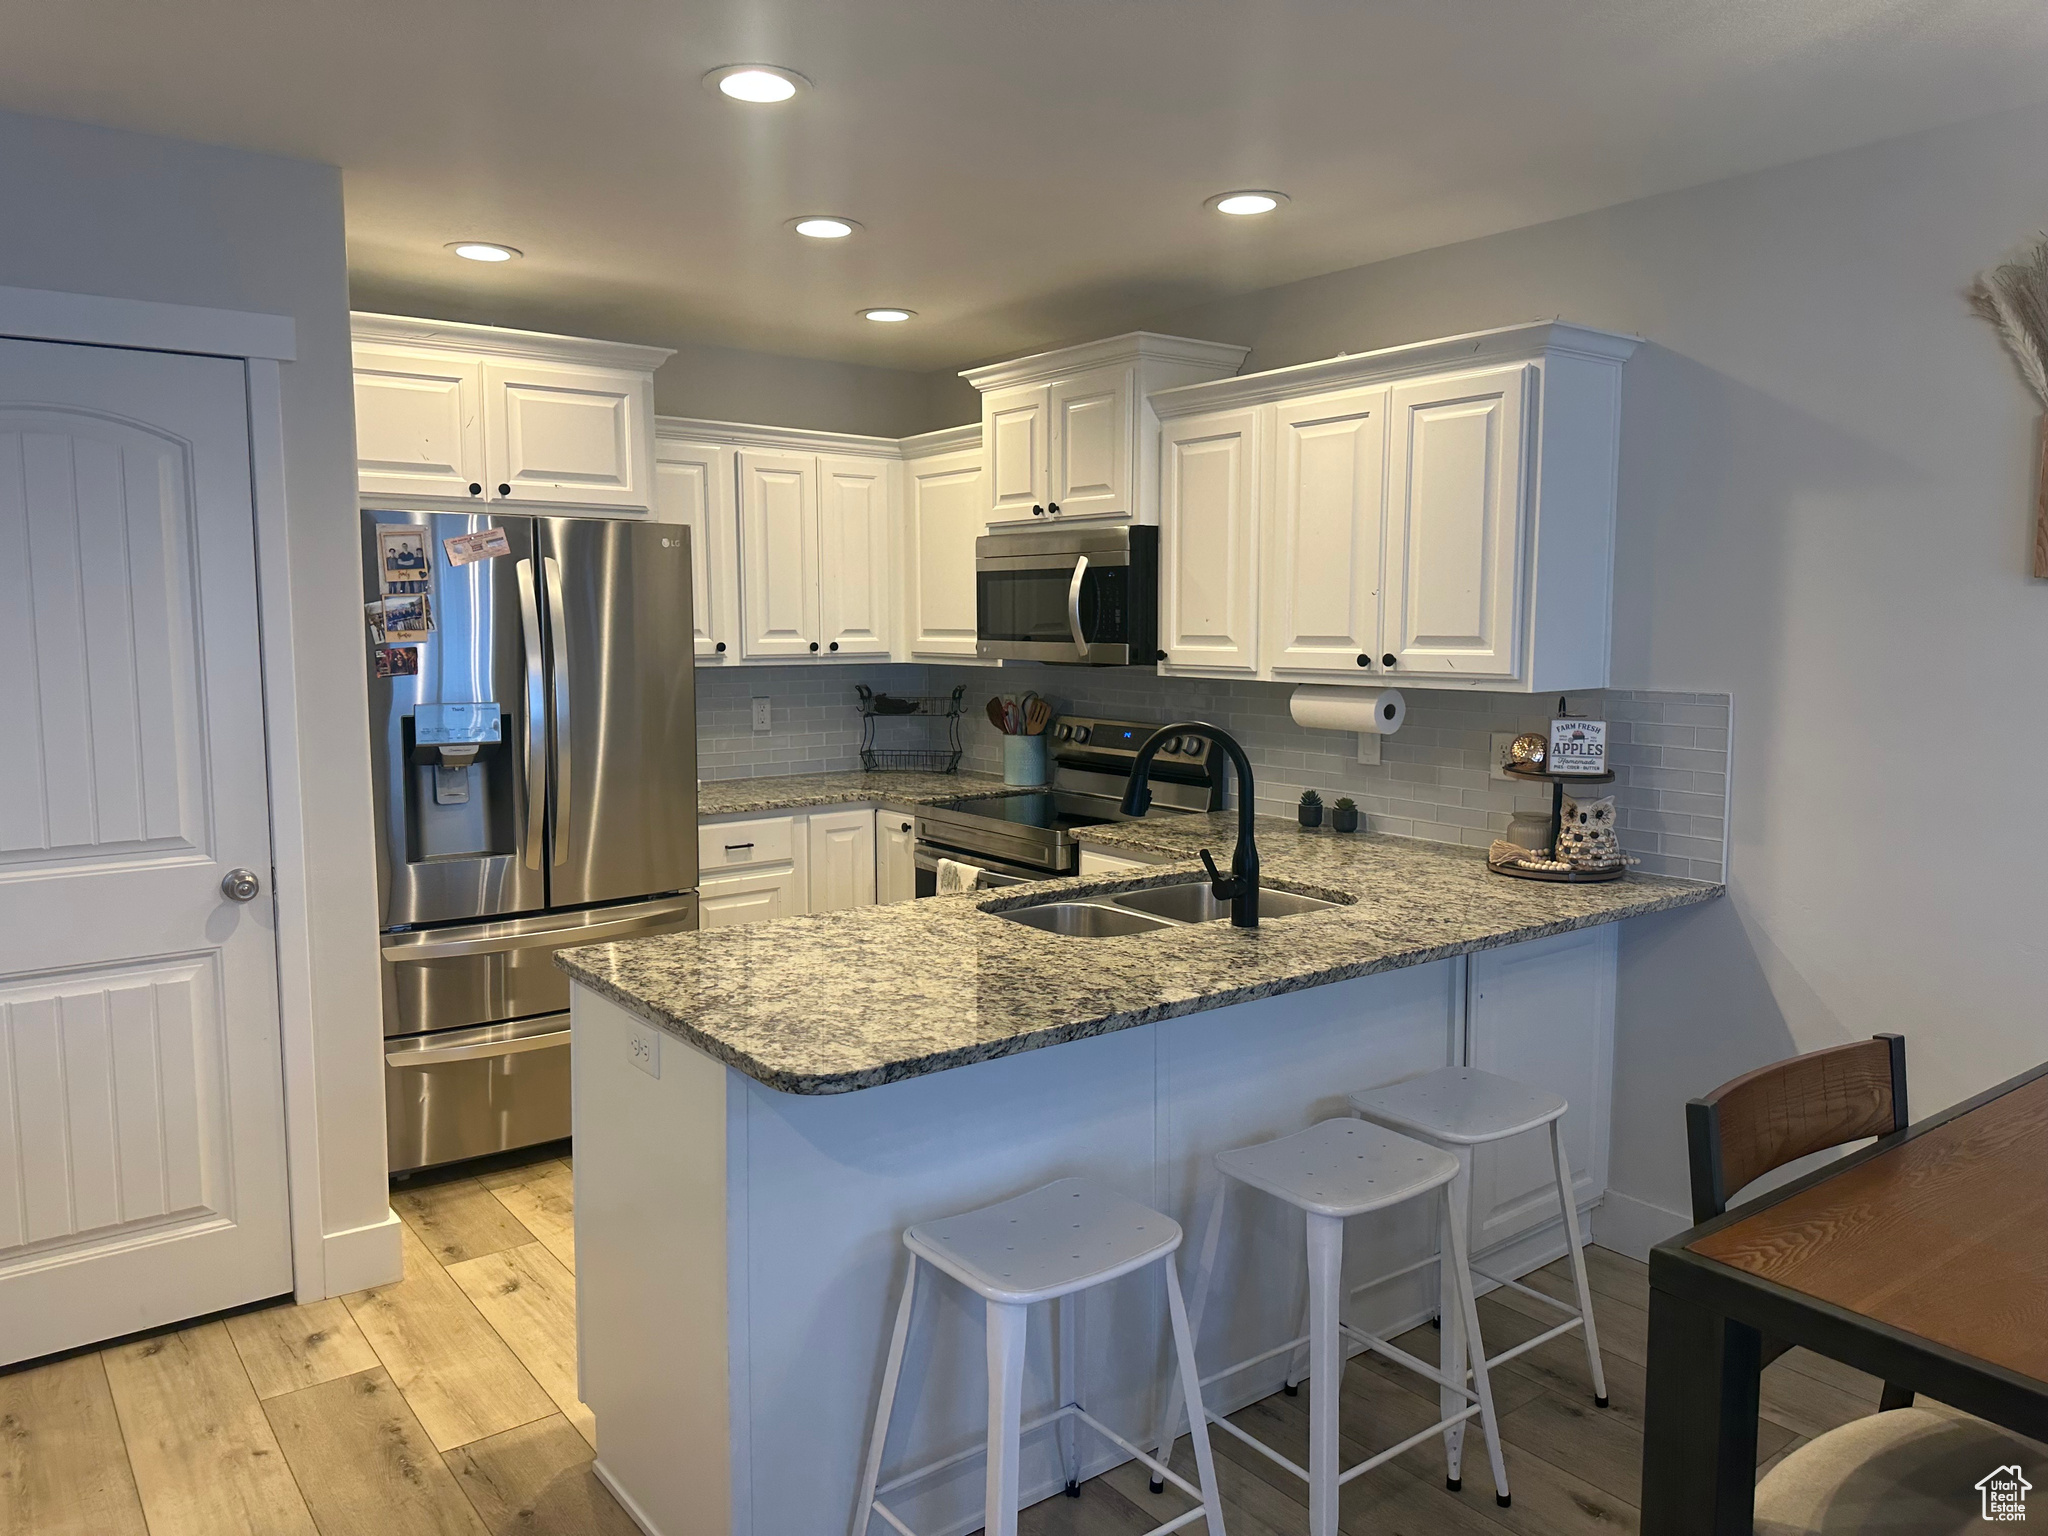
1755, 1405, 2041, 1534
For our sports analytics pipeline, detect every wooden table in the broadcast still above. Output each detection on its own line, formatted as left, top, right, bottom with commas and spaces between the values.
1640, 1061, 2048, 1535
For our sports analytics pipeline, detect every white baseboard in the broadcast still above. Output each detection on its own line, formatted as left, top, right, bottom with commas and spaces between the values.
593, 1460, 667, 1536
317, 1208, 403, 1298
1591, 1190, 1690, 1262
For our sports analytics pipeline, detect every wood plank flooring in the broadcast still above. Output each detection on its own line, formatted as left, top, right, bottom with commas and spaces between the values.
1, 1151, 1892, 1536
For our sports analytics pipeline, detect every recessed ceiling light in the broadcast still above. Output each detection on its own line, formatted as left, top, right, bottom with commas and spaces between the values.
1206, 190, 1289, 217
859, 308, 915, 323
790, 216, 861, 240
704, 64, 810, 103
447, 241, 522, 262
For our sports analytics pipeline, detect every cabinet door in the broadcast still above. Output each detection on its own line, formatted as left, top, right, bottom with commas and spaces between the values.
1159, 407, 1260, 673
875, 811, 917, 904
982, 383, 1051, 526
1047, 365, 1133, 521
1269, 386, 1390, 675
1383, 366, 1528, 679
1464, 926, 1614, 1257
816, 455, 892, 658
353, 345, 486, 501
700, 868, 801, 929
737, 449, 821, 658
906, 447, 986, 658
806, 808, 877, 912
484, 360, 651, 512
654, 439, 737, 661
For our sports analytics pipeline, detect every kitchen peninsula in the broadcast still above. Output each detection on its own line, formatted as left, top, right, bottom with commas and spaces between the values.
558, 819, 1718, 1536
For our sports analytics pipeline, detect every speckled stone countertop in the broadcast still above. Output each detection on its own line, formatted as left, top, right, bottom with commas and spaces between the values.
558, 809, 1723, 1096
698, 769, 1015, 818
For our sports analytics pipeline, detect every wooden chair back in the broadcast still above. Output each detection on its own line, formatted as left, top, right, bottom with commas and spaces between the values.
1686, 1035, 1907, 1224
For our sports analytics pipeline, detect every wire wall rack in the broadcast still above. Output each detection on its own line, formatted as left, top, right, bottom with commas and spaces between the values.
856, 684, 966, 774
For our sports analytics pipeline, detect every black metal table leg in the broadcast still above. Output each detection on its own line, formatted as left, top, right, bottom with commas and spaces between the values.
1641, 1285, 1763, 1536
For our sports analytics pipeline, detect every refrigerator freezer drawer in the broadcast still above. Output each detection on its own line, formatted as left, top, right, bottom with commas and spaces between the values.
385, 1014, 571, 1173
380, 894, 697, 1038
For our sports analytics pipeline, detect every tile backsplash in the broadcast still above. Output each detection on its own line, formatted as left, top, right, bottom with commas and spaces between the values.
697, 664, 1730, 883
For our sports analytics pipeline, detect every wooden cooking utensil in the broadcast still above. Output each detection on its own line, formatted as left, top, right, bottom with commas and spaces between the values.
1024, 699, 1052, 735
985, 696, 1010, 734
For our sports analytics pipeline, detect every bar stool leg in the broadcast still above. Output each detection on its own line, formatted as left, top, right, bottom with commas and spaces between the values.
1056, 1291, 1082, 1494
1305, 1211, 1345, 1536
852, 1255, 919, 1536
984, 1300, 1029, 1536
1150, 1179, 1227, 1491
1550, 1121, 1609, 1406
1444, 1184, 1512, 1506
1163, 1253, 1228, 1536
1438, 1147, 1472, 1489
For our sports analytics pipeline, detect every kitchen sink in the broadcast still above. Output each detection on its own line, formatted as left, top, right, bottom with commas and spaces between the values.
997, 902, 1180, 938
1109, 880, 1345, 924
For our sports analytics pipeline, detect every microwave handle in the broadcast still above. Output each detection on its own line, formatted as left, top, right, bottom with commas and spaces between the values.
1066, 554, 1089, 653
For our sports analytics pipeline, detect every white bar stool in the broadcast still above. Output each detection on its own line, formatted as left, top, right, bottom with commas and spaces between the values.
852, 1177, 1227, 1536
1151, 1119, 1511, 1536
1346, 1066, 1608, 1492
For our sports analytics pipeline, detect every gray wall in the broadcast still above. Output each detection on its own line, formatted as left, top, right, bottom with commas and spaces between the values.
0, 110, 388, 1265
1129, 98, 2048, 1242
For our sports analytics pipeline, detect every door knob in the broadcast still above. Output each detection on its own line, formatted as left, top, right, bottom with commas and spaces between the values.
829, 641, 839, 652
468, 483, 483, 497
1047, 501, 1061, 515
1382, 653, 1397, 668
1032, 504, 1045, 516
498, 483, 512, 497
715, 641, 727, 653
809, 641, 820, 652
1356, 654, 1371, 667
221, 867, 262, 902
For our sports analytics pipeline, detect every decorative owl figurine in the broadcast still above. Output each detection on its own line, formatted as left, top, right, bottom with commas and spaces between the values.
1555, 793, 1622, 869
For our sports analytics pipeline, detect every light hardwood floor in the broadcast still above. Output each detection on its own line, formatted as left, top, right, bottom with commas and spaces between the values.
0, 1153, 1890, 1536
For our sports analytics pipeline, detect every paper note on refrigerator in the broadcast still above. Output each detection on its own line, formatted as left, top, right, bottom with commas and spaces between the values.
443, 528, 512, 566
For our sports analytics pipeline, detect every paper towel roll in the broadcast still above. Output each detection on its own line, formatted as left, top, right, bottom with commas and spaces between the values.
1288, 685, 1406, 735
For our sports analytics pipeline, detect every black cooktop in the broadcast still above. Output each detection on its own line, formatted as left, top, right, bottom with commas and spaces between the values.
938, 791, 1125, 832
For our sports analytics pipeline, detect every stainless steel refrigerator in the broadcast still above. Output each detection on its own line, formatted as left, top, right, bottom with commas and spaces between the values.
364, 511, 698, 1172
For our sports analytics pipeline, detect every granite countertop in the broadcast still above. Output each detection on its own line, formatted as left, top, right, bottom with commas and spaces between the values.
698, 769, 1016, 818
559, 811, 1723, 1096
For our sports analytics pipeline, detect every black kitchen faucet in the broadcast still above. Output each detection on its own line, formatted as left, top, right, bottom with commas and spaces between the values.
1120, 722, 1260, 927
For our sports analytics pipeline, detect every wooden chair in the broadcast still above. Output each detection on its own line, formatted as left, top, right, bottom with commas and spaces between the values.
1686, 1034, 1915, 1412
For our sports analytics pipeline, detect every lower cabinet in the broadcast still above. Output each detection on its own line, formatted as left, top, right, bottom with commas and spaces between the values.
807, 808, 879, 913
1076, 847, 1154, 876
700, 867, 803, 929
697, 807, 887, 926
876, 811, 917, 904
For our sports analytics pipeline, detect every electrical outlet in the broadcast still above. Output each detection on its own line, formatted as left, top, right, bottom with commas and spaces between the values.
1355, 732, 1381, 766
751, 697, 772, 732
1490, 732, 1519, 782
626, 1020, 661, 1079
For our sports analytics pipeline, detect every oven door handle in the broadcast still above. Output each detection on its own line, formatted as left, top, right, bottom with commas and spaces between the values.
1066, 554, 1089, 654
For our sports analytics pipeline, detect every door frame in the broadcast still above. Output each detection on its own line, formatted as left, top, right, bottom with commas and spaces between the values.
0, 282, 344, 1303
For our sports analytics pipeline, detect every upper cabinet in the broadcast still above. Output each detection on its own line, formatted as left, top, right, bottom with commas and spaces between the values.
963, 334, 1247, 530
652, 433, 737, 661
351, 315, 671, 515
902, 428, 987, 659
1153, 322, 1635, 693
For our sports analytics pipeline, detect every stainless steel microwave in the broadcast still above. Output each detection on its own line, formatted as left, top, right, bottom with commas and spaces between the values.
975, 526, 1158, 665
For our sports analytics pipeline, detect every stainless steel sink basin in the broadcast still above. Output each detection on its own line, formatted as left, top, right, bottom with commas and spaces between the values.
996, 902, 1180, 938
1110, 880, 1345, 924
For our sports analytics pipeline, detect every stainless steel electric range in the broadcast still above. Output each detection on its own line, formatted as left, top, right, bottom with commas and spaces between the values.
912, 716, 1224, 893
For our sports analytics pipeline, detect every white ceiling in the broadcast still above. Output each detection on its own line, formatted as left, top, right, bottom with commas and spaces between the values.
6, 0, 2047, 372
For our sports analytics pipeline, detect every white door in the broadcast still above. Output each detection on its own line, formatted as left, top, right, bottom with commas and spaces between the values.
906, 448, 985, 658
817, 456, 893, 658
699, 869, 800, 929
1160, 407, 1260, 673
485, 359, 651, 512
1383, 366, 1528, 680
806, 810, 877, 913
982, 383, 1051, 526
875, 812, 917, 904
654, 439, 738, 661
352, 344, 487, 503
1047, 365, 1132, 521
0, 339, 291, 1365
1269, 386, 1390, 675
737, 449, 820, 659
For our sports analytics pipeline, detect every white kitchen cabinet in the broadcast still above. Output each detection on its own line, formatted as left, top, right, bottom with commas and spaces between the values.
701, 868, 802, 929
806, 808, 878, 913
654, 435, 738, 661
1267, 385, 1390, 676
737, 448, 821, 659
963, 334, 1247, 530
902, 433, 987, 659
817, 455, 893, 658
1159, 406, 1261, 673
1382, 365, 1528, 680
875, 810, 917, 904
351, 315, 670, 515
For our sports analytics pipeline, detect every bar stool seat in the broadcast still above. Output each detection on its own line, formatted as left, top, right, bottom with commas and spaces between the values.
906, 1179, 1179, 1303
1214, 1117, 1461, 1216
1349, 1067, 1567, 1144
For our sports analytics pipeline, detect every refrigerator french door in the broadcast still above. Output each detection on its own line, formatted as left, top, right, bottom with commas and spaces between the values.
364, 511, 698, 1171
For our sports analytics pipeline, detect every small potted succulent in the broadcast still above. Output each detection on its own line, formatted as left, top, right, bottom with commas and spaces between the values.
1331, 796, 1360, 834
1297, 789, 1323, 829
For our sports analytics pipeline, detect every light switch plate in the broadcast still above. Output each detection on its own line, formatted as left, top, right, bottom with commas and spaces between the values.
1489, 733, 1519, 782
626, 1020, 661, 1079
1355, 732, 1382, 766
751, 697, 772, 732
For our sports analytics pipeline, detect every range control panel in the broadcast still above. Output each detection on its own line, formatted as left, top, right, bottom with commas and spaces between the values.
1051, 717, 1215, 765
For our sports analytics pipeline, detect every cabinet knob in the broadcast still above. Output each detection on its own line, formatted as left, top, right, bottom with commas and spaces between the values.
468, 483, 483, 497
498, 483, 512, 497
808, 641, 820, 652
1155, 649, 1167, 662
1356, 654, 1371, 668
1382, 653, 1397, 668
829, 641, 839, 652
715, 641, 726, 653
1047, 501, 1061, 515
900, 821, 912, 832
1032, 504, 1045, 516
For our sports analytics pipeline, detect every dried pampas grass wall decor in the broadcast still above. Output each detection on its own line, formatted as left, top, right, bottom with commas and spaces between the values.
1968, 236, 2048, 576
